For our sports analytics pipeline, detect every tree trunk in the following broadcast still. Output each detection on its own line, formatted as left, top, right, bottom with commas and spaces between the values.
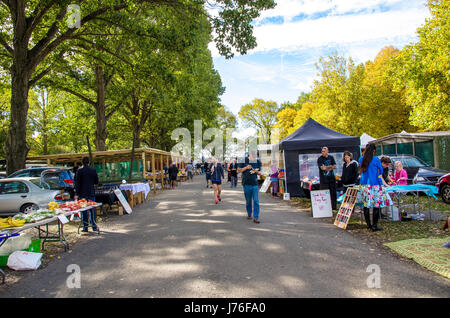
6, 68, 31, 175
41, 89, 48, 155
133, 126, 142, 149
94, 65, 107, 151
5, 1, 32, 175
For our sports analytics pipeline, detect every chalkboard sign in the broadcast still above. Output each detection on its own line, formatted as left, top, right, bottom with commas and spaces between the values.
311, 190, 333, 218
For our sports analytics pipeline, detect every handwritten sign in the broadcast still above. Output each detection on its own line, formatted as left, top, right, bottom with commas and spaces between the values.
260, 175, 271, 193
57, 214, 70, 224
311, 190, 332, 218
114, 189, 132, 214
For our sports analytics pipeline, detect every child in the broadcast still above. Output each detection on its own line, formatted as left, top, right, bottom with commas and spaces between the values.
270, 165, 279, 198
393, 161, 408, 185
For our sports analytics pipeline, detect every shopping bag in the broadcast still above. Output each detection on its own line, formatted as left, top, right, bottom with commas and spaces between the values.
7, 251, 43, 270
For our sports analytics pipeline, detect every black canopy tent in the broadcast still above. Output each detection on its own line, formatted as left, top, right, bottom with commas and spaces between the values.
275, 118, 361, 197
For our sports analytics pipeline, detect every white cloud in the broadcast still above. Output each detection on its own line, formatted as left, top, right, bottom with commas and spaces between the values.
251, 7, 428, 56
255, 0, 412, 22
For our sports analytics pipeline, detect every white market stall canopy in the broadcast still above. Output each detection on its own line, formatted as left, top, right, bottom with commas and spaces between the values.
360, 133, 375, 147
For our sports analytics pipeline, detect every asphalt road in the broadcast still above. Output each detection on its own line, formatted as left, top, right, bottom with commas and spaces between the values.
1, 176, 449, 297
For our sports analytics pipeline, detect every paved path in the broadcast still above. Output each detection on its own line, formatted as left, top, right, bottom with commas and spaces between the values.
1, 177, 449, 297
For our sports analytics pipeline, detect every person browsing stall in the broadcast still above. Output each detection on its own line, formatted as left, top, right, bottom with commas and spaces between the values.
75, 156, 99, 233
341, 151, 359, 191
393, 161, 408, 185
380, 156, 394, 186
359, 144, 393, 232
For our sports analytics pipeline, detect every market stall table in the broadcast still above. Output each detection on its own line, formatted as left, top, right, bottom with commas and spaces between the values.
385, 184, 439, 221
0, 203, 102, 284
119, 183, 150, 207
337, 185, 439, 221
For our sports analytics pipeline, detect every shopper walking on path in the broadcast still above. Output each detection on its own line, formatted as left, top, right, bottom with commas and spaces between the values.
74, 156, 99, 232
168, 162, 179, 190
238, 150, 262, 223
317, 147, 337, 210
229, 159, 238, 188
205, 160, 212, 188
186, 162, 194, 183
210, 158, 224, 204
359, 144, 393, 232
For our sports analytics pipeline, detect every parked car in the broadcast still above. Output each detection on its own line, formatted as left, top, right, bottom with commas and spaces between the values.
7, 167, 75, 199
0, 178, 62, 215
0, 172, 6, 179
381, 155, 448, 185
8, 166, 64, 178
437, 173, 450, 204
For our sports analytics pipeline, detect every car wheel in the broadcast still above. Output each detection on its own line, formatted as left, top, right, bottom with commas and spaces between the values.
442, 184, 450, 204
20, 203, 39, 214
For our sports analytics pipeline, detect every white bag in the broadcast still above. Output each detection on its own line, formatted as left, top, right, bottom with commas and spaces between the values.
0, 233, 31, 255
7, 251, 43, 270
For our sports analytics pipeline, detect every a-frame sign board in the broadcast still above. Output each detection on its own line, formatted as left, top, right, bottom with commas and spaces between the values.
334, 187, 359, 229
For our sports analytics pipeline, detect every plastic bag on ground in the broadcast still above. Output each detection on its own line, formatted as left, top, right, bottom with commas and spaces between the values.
0, 233, 31, 255
7, 251, 43, 270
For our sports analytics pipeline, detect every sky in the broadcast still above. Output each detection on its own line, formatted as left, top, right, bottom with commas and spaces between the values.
209, 0, 431, 118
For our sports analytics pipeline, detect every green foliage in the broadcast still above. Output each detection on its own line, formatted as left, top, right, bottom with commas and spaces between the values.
388, 0, 450, 131
0, 0, 276, 171
238, 98, 279, 144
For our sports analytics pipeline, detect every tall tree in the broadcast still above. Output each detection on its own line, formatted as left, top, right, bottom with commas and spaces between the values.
275, 107, 297, 139
0, 0, 275, 175
238, 98, 279, 144
389, 0, 450, 131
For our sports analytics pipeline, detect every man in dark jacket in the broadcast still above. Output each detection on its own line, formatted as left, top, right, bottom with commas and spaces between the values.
75, 156, 99, 232
168, 162, 179, 189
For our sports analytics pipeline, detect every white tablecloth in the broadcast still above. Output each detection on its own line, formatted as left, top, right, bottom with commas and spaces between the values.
119, 183, 150, 198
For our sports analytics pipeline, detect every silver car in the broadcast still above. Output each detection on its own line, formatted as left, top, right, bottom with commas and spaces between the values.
0, 178, 61, 215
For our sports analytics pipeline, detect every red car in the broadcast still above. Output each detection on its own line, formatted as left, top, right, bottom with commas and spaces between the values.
437, 173, 450, 204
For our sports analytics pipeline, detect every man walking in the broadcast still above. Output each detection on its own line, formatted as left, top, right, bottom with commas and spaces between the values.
229, 159, 238, 188
75, 156, 99, 233
168, 162, 179, 189
186, 162, 194, 182
317, 147, 337, 210
205, 160, 212, 188
238, 150, 262, 223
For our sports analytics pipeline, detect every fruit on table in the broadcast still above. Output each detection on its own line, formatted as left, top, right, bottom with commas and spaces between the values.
0, 216, 26, 228
48, 201, 59, 210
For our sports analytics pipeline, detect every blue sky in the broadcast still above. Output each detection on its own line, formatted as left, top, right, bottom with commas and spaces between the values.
210, 0, 430, 117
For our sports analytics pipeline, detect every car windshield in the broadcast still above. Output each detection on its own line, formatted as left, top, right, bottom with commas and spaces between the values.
395, 157, 428, 168
29, 178, 51, 190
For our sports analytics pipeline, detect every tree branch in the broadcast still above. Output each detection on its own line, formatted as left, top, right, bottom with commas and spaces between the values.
46, 81, 96, 107
0, 33, 13, 55
25, 0, 60, 41
28, 3, 129, 70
